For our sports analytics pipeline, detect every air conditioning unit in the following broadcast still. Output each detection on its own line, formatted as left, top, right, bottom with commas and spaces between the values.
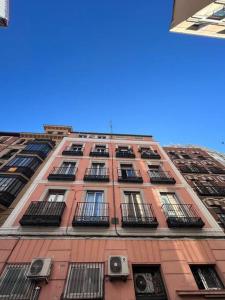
134, 273, 155, 294
27, 258, 52, 281
108, 256, 129, 280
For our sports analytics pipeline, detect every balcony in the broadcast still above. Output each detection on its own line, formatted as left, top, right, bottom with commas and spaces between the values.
48, 167, 76, 181
121, 203, 158, 227
218, 214, 225, 228
148, 171, 176, 184
162, 204, 204, 228
208, 167, 225, 174
72, 202, 109, 226
83, 168, 109, 182
20, 201, 66, 226
141, 150, 161, 159
0, 165, 36, 179
195, 185, 225, 197
0, 175, 26, 208
115, 150, 135, 158
90, 149, 109, 157
62, 147, 83, 156
178, 165, 209, 174
20, 140, 54, 159
118, 169, 143, 183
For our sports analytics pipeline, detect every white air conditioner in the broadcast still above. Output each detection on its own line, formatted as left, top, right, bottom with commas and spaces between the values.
108, 256, 129, 280
134, 273, 155, 294
27, 258, 52, 281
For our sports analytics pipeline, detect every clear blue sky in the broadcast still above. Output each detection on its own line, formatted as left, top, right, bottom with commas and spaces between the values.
0, 0, 225, 152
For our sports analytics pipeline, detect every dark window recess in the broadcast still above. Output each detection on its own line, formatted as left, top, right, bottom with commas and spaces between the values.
140, 148, 161, 159
168, 151, 180, 159
191, 265, 224, 290
118, 165, 143, 183
63, 263, 104, 300
133, 265, 167, 300
62, 144, 83, 156
219, 29, 225, 34
208, 167, 225, 174
20, 140, 53, 159
195, 185, 225, 197
0, 175, 26, 208
90, 145, 109, 157
0, 264, 35, 300
178, 164, 208, 174
116, 147, 135, 158
188, 23, 209, 31
1, 149, 18, 160
1, 156, 41, 178
208, 8, 225, 20
19, 201, 66, 226
181, 154, 191, 159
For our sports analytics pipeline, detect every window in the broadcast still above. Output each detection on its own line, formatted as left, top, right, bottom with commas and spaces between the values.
123, 191, 144, 218
120, 164, 136, 178
219, 29, 225, 34
84, 191, 104, 216
16, 139, 25, 145
160, 193, 186, 217
0, 137, 9, 143
208, 8, 225, 20
58, 161, 76, 174
90, 163, 105, 176
24, 143, 51, 154
95, 145, 107, 153
148, 165, 163, 177
191, 265, 224, 290
79, 134, 87, 138
188, 23, 209, 31
97, 135, 106, 139
133, 265, 167, 300
118, 146, 129, 152
0, 264, 35, 299
63, 263, 104, 299
0, 176, 24, 195
6, 156, 39, 168
71, 144, 83, 151
46, 190, 65, 202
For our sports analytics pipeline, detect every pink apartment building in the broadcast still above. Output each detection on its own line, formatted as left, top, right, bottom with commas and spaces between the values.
0, 130, 225, 300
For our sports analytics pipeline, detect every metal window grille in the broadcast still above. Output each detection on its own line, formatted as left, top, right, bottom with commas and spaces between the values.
63, 263, 104, 299
191, 265, 224, 290
0, 264, 35, 300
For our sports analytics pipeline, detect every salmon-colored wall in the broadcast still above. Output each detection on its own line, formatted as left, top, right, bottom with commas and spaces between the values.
1, 238, 225, 300
13, 139, 212, 228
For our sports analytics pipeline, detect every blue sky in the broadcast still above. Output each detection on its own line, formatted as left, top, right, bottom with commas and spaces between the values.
0, 0, 225, 152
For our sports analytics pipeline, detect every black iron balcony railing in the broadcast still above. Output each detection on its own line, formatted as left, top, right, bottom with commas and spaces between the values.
208, 167, 225, 175
141, 150, 161, 159
117, 169, 143, 183
62, 147, 83, 156
48, 166, 76, 181
0, 165, 36, 179
20, 201, 66, 226
72, 202, 109, 226
195, 185, 225, 197
178, 165, 209, 174
90, 149, 109, 157
83, 168, 109, 182
115, 150, 135, 158
162, 204, 204, 228
148, 170, 176, 184
121, 203, 158, 227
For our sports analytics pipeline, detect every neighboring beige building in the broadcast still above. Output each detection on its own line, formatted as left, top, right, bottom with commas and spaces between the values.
170, 0, 225, 39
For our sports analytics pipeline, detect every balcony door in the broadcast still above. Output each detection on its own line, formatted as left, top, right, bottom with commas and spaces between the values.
95, 145, 106, 153
58, 162, 76, 175
120, 164, 135, 178
84, 191, 104, 217
124, 192, 145, 220
91, 163, 105, 176
71, 144, 82, 151
160, 193, 187, 218
148, 165, 164, 178
47, 190, 65, 202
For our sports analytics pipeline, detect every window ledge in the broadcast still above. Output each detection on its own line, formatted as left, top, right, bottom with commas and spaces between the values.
177, 289, 225, 298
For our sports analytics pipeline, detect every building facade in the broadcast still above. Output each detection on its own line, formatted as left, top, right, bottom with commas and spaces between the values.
0, 0, 9, 27
0, 131, 225, 299
170, 0, 225, 39
164, 146, 225, 231
0, 125, 72, 225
